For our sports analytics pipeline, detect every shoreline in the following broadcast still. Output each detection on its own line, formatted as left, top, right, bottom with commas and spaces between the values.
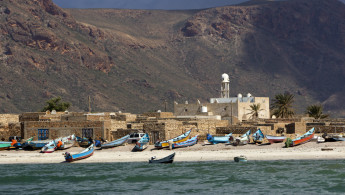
1, 141, 345, 164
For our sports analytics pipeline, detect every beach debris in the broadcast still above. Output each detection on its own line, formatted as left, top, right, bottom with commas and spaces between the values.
321, 148, 333, 151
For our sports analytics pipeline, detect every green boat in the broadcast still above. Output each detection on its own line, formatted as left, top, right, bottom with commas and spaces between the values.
0, 142, 14, 150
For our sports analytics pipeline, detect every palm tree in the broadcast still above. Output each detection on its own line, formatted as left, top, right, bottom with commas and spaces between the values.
271, 92, 295, 118
248, 103, 264, 119
41, 97, 71, 112
306, 104, 329, 119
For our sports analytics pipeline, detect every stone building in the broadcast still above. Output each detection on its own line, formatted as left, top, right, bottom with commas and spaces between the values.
174, 73, 270, 124
20, 111, 130, 141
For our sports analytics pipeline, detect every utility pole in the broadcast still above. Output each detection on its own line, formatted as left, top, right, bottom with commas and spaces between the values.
88, 95, 91, 113
164, 100, 167, 112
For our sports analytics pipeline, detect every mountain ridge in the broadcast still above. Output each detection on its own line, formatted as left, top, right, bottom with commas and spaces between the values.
1, 0, 345, 117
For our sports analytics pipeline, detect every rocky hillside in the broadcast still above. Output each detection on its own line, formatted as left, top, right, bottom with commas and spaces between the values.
1, 0, 345, 117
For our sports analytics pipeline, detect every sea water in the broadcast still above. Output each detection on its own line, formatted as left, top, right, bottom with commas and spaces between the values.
0, 160, 344, 194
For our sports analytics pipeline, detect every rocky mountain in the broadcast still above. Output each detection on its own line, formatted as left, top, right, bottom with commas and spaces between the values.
1, 0, 345, 117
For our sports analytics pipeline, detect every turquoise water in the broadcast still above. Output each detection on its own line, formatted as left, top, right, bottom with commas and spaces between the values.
0, 160, 345, 194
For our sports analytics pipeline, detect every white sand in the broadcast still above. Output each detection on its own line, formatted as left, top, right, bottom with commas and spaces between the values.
1, 141, 345, 164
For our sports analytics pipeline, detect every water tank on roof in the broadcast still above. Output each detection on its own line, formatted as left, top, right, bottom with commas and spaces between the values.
201, 106, 208, 113
222, 73, 230, 82
247, 93, 252, 97
238, 93, 242, 98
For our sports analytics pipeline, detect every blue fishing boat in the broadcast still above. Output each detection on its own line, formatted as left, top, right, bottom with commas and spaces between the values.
206, 133, 232, 144
64, 144, 94, 162
155, 129, 192, 148
172, 135, 198, 149
234, 155, 247, 162
252, 129, 264, 144
25, 140, 51, 150
132, 133, 150, 152
101, 135, 130, 149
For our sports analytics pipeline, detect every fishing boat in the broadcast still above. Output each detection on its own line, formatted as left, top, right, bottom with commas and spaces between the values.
233, 130, 251, 146
57, 135, 76, 150
285, 127, 315, 147
0, 139, 21, 150
101, 134, 130, 149
149, 153, 175, 164
252, 129, 264, 144
206, 133, 232, 144
265, 135, 286, 144
76, 136, 93, 147
24, 139, 52, 150
154, 129, 192, 148
132, 133, 150, 152
172, 135, 198, 149
234, 155, 247, 162
41, 140, 57, 153
64, 144, 94, 162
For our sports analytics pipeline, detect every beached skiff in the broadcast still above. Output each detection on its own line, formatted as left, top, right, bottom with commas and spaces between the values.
206, 133, 232, 144
252, 129, 264, 144
155, 130, 192, 148
149, 153, 175, 164
172, 135, 198, 149
132, 133, 150, 152
64, 144, 94, 162
101, 135, 130, 149
285, 127, 315, 147
265, 135, 286, 144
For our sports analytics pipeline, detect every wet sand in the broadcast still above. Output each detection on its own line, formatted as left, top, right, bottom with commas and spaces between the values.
0, 141, 345, 164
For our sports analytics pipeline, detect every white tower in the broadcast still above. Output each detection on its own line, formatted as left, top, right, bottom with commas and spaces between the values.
221, 73, 230, 98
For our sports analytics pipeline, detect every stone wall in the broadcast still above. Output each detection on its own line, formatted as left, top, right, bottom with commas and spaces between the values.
0, 114, 20, 140
142, 112, 175, 119
19, 112, 45, 122
23, 121, 105, 140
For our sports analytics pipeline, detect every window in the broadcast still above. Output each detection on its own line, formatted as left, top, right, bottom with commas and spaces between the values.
38, 129, 49, 140
185, 109, 188, 112
82, 128, 93, 138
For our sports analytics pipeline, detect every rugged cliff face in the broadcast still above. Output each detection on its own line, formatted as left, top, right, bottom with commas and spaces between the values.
1, 0, 345, 116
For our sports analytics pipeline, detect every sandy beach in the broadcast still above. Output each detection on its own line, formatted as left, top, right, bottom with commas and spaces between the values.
1, 141, 345, 164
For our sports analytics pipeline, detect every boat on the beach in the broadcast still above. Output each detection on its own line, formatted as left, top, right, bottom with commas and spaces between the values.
24, 139, 52, 150
76, 136, 93, 147
41, 135, 76, 153
41, 140, 57, 153
132, 133, 150, 152
57, 134, 76, 150
149, 153, 175, 164
64, 143, 94, 162
252, 129, 264, 144
234, 155, 247, 162
154, 129, 192, 148
285, 127, 315, 147
0, 139, 21, 150
172, 135, 198, 149
265, 135, 286, 144
101, 134, 130, 149
233, 130, 251, 146
206, 133, 232, 144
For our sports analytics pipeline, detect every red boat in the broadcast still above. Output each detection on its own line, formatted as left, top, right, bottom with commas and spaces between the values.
285, 128, 315, 147
265, 135, 286, 144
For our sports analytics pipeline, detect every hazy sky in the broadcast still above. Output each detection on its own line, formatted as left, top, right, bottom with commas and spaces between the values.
52, 0, 249, 9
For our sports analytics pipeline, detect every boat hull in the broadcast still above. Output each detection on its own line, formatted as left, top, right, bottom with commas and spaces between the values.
132, 133, 149, 152
65, 144, 94, 162
155, 130, 192, 148
266, 135, 286, 144
101, 135, 130, 149
149, 153, 175, 164
172, 135, 198, 149
207, 133, 232, 144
